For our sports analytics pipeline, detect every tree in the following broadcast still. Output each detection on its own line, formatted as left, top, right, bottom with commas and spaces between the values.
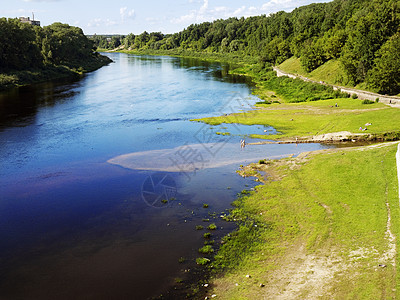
0, 18, 42, 70
300, 39, 327, 72
368, 33, 400, 95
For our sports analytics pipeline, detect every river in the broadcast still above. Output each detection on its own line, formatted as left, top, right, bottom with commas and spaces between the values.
0, 53, 329, 299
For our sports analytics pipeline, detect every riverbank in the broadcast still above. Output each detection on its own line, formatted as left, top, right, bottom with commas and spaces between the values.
204, 141, 400, 299
194, 97, 400, 143
0, 54, 112, 91
99, 48, 258, 66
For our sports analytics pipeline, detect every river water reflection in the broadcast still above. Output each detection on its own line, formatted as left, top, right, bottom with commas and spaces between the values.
0, 53, 330, 299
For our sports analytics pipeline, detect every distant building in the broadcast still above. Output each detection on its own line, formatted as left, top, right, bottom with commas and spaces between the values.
19, 17, 40, 26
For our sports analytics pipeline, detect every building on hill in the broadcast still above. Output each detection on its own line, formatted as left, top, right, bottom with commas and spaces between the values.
19, 16, 40, 26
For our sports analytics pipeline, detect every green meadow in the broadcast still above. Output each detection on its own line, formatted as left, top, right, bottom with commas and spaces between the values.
195, 98, 400, 141
207, 142, 400, 299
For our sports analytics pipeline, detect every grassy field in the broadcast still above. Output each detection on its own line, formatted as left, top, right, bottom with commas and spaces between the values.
205, 142, 400, 299
194, 98, 400, 141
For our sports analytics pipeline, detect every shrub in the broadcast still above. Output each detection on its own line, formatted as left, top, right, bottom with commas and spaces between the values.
362, 99, 375, 104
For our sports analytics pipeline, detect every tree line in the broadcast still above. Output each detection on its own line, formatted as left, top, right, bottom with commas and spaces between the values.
92, 0, 400, 95
0, 18, 102, 72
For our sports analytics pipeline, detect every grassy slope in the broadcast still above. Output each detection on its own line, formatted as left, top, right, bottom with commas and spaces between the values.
208, 142, 400, 299
278, 57, 347, 85
278, 57, 372, 91
195, 98, 400, 140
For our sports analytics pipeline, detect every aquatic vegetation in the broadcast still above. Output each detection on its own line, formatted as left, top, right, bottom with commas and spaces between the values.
207, 223, 217, 230
196, 257, 211, 265
198, 245, 214, 254
203, 232, 211, 239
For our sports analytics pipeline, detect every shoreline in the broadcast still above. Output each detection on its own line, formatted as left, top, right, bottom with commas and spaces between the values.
204, 141, 400, 299
248, 131, 400, 145
0, 54, 112, 92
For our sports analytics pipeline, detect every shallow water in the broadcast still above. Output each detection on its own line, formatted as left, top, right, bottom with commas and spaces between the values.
0, 53, 330, 299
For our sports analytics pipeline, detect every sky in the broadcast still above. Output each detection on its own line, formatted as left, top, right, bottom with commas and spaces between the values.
1, 0, 331, 35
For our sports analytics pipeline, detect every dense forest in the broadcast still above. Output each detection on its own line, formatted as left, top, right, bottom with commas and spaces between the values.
0, 18, 111, 89
92, 0, 400, 95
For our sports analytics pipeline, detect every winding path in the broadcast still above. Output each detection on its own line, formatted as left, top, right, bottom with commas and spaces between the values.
273, 66, 400, 107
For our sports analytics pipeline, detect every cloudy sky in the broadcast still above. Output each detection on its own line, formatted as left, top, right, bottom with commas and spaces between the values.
2, 0, 331, 35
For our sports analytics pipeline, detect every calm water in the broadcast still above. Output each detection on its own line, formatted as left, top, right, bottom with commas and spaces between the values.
0, 53, 329, 299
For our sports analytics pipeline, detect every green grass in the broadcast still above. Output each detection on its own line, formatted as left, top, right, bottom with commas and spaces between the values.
194, 98, 400, 140
278, 57, 380, 92
278, 56, 308, 76
209, 142, 400, 299
278, 57, 348, 86
230, 64, 349, 103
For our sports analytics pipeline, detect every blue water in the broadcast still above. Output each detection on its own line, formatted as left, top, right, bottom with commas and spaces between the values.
0, 53, 329, 299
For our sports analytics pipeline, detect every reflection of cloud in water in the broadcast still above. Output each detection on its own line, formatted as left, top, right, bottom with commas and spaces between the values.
108, 143, 281, 172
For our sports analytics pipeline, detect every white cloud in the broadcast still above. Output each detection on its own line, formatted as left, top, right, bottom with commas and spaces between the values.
23, 0, 61, 2
171, 0, 331, 28
261, 0, 329, 13
120, 7, 135, 22
171, 0, 230, 24
88, 18, 117, 28
200, 0, 208, 13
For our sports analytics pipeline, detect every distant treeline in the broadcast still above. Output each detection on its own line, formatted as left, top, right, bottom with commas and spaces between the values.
92, 0, 400, 95
0, 18, 109, 72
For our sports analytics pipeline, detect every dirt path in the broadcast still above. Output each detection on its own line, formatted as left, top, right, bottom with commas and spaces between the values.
273, 66, 400, 107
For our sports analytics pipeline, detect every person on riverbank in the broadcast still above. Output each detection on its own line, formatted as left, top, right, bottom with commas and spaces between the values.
240, 139, 246, 148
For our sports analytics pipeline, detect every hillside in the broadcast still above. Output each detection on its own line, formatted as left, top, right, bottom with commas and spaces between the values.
92, 0, 400, 95
0, 19, 112, 90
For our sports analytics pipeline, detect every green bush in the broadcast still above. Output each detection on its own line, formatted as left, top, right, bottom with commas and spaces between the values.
362, 99, 375, 104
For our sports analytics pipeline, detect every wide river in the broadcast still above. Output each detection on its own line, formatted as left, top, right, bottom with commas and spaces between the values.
0, 53, 329, 299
